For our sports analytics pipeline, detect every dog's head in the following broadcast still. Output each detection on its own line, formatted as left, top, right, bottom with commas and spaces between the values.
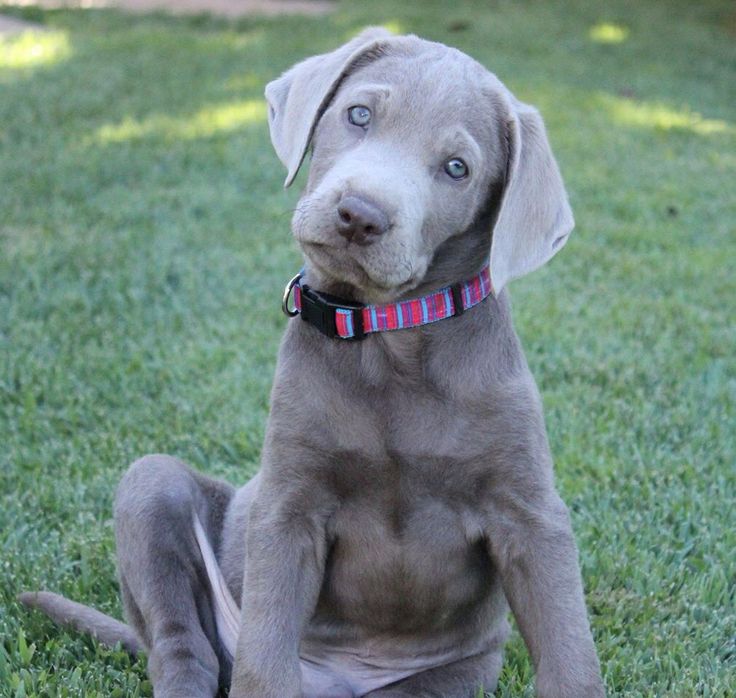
266, 28, 573, 302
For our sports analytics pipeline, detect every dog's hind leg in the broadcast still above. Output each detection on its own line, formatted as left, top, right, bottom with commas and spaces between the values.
115, 454, 234, 698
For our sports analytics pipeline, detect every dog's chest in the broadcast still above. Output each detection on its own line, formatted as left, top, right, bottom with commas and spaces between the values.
320, 369, 495, 463
323, 486, 491, 623
274, 340, 501, 632
315, 391, 495, 635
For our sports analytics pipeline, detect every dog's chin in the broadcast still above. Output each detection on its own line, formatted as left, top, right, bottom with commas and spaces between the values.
301, 244, 420, 304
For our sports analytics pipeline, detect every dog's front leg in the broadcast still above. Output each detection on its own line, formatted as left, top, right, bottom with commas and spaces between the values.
229, 489, 328, 698
487, 482, 604, 698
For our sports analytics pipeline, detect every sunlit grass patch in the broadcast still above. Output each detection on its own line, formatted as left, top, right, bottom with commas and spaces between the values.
600, 94, 734, 136
378, 19, 402, 35
589, 21, 629, 44
346, 19, 403, 40
0, 29, 70, 69
92, 99, 267, 143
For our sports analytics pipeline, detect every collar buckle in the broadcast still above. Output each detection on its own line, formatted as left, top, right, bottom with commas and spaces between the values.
300, 285, 365, 341
282, 272, 302, 317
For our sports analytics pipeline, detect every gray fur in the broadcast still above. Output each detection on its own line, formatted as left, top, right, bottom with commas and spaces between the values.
20, 29, 604, 698
17, 591, 141, 655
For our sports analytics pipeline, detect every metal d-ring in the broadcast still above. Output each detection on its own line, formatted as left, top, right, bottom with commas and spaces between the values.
281, 272, 302, 317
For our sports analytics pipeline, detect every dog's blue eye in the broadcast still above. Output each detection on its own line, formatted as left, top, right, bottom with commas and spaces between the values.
348, 105, 371, 127
444, 158, 468, 180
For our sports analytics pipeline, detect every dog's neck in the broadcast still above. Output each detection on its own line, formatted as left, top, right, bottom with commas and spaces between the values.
290, 191, 509, 383
288, 271, 514, 391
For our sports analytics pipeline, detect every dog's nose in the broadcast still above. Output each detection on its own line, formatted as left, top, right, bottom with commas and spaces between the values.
336, 195, 389, 245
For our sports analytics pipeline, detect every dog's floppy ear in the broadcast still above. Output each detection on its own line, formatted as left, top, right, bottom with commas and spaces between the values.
489, 97, 574, 293
265, 27, 393, 187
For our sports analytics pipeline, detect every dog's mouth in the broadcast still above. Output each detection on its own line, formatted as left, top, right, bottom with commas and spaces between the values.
301, 242, 419, 302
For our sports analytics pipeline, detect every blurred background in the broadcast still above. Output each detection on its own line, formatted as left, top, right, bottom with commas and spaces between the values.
1, 1, 734, 695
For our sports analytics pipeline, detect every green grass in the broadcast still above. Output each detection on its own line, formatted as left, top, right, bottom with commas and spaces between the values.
1, 1, 734, 695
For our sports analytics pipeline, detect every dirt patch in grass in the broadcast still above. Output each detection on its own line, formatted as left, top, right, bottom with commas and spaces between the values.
0, 13, 44, 33
1, 0, 334, 21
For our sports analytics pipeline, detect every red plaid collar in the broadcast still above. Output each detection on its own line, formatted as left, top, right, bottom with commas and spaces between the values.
282, 264, 493, 341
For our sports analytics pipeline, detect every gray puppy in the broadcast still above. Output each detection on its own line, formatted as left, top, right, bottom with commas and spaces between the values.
21, 29, 605, 698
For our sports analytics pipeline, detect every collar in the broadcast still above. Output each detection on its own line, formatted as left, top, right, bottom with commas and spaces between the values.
282, 264, 493, 341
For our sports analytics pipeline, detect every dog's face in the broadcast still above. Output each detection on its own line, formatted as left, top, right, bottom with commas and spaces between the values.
266, 30, 574, 301
294, 49, 507, 300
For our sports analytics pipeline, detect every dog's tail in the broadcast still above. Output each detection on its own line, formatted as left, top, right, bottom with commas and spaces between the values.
18, 514, 236, 661
17, 591, 142, 655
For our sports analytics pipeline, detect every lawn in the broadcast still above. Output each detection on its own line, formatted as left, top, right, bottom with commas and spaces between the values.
1, 0, 734, 696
